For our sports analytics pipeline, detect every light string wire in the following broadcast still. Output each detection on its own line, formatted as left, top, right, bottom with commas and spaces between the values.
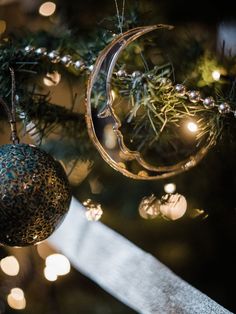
114, 0, 126, 34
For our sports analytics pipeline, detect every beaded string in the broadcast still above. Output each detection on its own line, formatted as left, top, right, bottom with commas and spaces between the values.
21, 45, 235, 116
23, 45, 92, 72
115, 69, 235, 116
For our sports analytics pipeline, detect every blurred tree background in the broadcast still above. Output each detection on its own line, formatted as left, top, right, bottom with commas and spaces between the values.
0, 0, 236, 313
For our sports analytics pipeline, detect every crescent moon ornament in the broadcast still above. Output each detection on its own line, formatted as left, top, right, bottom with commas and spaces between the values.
85, 25, 216, 180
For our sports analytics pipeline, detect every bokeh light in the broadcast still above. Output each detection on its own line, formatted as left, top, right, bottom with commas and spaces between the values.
7, 288, 26, 310
164, 183, 176, 194
46, 254, 71, 276
0, 256, 20, 276
44, 266, 58, 281
39, 2, 56, 17
187, 121, 198, 133
212, 70, 221, 81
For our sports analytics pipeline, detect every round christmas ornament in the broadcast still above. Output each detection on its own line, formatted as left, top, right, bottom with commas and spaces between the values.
0, 68, 72, 247
0, 143, 71, 247
138, 194, 160, 219
159, 193, 187, 220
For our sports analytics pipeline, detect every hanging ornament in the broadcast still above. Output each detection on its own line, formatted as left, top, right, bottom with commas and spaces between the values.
138, 194, 160, 219
85, 25, 216, 180
0, 143, 71, 247
83, 199, 103, 221
159, 193, 187, 220
0, 69, 71, 247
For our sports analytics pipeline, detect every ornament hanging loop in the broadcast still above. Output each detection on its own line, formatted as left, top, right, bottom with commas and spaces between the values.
9, 67, 19, 144
9, 118, 19, 144
0, 67, 19, 144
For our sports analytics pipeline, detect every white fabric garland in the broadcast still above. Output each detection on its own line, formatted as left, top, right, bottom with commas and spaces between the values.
48, 197, 232, 314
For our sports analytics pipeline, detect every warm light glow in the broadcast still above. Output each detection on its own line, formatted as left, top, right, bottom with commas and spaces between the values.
164, 183, 176, 194
46, 254, 71, 276
160, 193, 187, 220
111, 90, 116, 101
187, 121, 198, 133
0, 20, 6, 34
212, 70, 221, 81
7, 294, 26, 310
39, 1, 56, 17
85, 207, 103, 221
10, 288, 24, 301
43, 71, 61, 86
0, 256, 20, 276
44, 266, 58, 281
104, 124, 117, 149
37, 242, 53, 260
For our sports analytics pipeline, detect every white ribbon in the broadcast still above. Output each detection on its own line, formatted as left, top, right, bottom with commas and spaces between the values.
48, 197, 231, 314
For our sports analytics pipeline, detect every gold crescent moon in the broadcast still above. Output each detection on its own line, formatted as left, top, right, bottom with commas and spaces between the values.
85, 25, 215, 180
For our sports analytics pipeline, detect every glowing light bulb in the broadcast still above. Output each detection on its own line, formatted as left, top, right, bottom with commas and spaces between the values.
187, 121, 198, 133
10, 288, 24, 301
44, 266, 58, 281
39, 2, 56, 17
164, 183, 176, 194
212, 70, 221, 81
0, 256, 20, 276
160, 193, 187, 220
46, 254, 71, 276
7, 288, 26, 310
0, 20, 6, 34
7, 294, 26, 310
111, 90, 116, 101
104, 124, 117, 149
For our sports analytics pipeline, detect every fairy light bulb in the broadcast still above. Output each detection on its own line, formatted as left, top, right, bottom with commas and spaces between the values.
7, 288, 26, 310
45, 254, 71, 276
160, 193, 187, 220
187, 121, 198, 133
39, 2, 56, 17
164, 183, 176, 194
0, 20, 6, 34
212, 70, 221, 81
10, 288, 24, 301
104, 124, 117, 149
44, 266, 58, 281
0, 256, 20, 276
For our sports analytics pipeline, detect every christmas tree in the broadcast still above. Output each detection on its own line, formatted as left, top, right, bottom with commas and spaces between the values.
0, 0, 236, 313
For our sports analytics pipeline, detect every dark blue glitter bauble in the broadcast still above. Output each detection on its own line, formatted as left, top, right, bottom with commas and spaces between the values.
0, 144, 72, 247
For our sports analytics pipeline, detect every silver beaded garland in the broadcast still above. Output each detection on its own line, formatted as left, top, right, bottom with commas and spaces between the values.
73, 60, 85, 70
218, 102, 231, 114
24, 45, 35, 53
48, 50, 61, 63
35, 47, 47, 56
203, 96, 215, 107
22, 45, 235, 119
175, 84, 186, 96
60, 55, 72, 67
24, 43, 89, 72
116, 69, 127, 77
188, 90, 201, 103
132, 71, 142, 78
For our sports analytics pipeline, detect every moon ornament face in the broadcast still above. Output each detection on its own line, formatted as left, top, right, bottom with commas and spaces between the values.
85, 25, 216, 180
